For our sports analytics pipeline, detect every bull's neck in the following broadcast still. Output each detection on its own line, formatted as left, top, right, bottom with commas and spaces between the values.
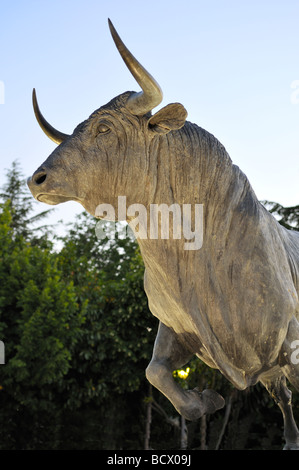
135, 120, 257, 273
146, 121, 235, 207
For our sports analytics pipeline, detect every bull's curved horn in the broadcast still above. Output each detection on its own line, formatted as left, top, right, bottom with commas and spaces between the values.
108, 19, 163, 116
32, 89, 70, 145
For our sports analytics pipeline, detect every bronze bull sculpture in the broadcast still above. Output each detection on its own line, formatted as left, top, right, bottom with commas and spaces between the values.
27, 19, 299, 449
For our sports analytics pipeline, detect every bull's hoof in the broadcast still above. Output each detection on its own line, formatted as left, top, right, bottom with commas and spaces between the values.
179, 388, 225, 421
201, 388, 225, 414
283, 441, 299, 450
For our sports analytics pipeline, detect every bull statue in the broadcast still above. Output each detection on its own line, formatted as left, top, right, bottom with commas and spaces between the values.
27, 19, 299, 450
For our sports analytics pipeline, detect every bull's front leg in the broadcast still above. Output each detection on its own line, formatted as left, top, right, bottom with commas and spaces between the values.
146, 322, 225, 421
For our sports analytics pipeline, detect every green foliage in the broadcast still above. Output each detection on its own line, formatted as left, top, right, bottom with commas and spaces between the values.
263, 200, 299, 231
0, 160, 53, 242
56, 213, 157, 410
0, 201, 87, 407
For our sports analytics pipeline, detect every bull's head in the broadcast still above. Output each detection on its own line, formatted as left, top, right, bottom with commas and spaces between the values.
28, 19, 187, 217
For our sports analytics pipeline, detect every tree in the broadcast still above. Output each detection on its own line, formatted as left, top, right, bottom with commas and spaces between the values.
59, 212, 137, 280
0, 200, 87, 448
262, 200, 299, 231
54, 212, 159, 449
0, 160, 53, 242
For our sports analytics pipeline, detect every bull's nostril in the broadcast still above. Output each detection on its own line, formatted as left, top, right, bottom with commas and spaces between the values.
35, 173, 47, 185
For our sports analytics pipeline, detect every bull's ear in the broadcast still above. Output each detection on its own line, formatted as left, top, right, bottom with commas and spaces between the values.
148, 103, 187, 134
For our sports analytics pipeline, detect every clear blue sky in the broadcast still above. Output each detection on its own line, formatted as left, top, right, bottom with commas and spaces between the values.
1, 0, 299, 233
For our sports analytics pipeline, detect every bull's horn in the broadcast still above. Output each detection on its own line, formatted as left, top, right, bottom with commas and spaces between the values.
32, 89, 70, 145
108, 19, 163, 116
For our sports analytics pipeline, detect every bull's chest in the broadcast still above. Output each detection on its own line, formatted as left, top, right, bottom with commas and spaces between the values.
143, 267, 198, 335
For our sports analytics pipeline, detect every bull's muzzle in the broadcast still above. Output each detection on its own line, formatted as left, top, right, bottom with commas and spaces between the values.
28, 169, 47, 190
27, 169, 79, 206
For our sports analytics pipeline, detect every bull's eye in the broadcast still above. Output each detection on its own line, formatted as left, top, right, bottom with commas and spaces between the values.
97, 123, 110, 135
